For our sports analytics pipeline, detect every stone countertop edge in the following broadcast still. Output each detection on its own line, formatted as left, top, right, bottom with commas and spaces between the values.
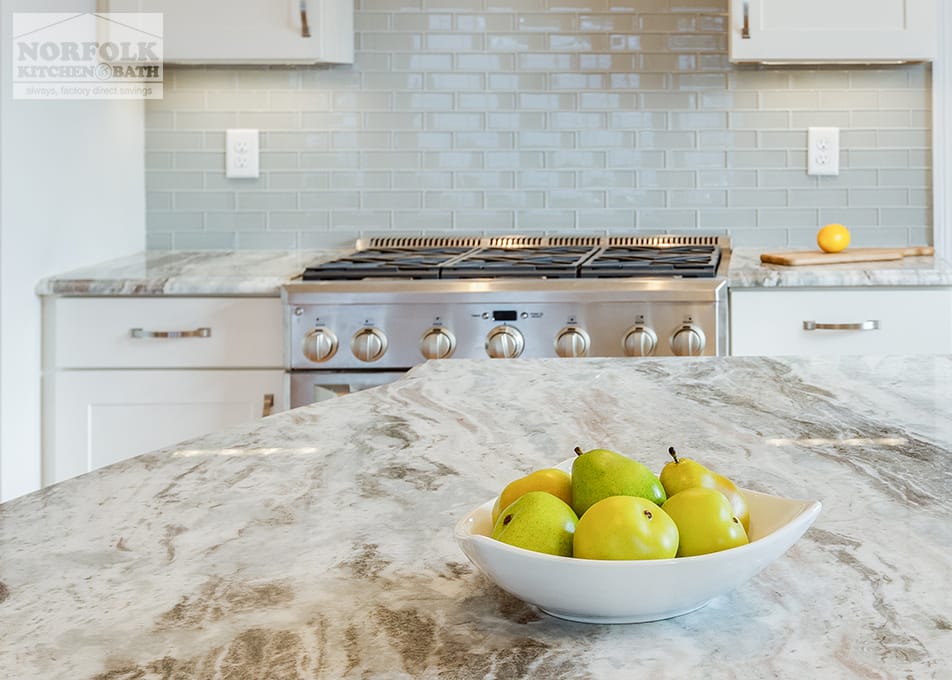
34, 247, 952, 296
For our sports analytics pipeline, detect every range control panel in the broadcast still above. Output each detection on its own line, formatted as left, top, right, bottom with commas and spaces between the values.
288, 301, 722, 370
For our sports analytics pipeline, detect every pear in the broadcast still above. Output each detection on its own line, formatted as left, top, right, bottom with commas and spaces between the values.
571, 446, 666, 517
491, 467, 572, 525
491, 490, 578, 557
661, 447, 750, 533
662, 487, 748, 557
659, 446, 717, 496
573, 495, 679, 560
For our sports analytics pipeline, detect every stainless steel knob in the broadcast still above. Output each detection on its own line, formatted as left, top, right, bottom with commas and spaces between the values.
302, 327, 338, 363
351, 327, 388, 362
420, 327, 456, 360
623, 326, 658, 357
554, 327, 590, 358
485, 325, 524, 359
671, 326, 706, 356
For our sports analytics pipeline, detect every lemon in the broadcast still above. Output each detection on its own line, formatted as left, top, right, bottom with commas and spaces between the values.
817, 223, 851, 253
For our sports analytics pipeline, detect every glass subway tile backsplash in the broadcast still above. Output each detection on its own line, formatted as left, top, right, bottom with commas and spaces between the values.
144, 0, 932, 251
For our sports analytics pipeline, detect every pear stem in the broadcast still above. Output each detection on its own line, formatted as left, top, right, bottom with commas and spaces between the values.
668, 446, 680, 464
574, 446, 584, 457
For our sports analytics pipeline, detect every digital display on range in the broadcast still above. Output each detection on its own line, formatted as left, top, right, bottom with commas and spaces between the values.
492, 310, 518, 321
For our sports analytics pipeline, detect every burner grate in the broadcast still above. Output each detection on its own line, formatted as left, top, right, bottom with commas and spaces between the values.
580, 245, 721, 278
440, 246, 598, 279
301, 247, 475, 280
304, 235, 728, 281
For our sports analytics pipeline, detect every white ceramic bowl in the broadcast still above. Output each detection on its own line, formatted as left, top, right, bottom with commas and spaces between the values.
455, 461, 821, 624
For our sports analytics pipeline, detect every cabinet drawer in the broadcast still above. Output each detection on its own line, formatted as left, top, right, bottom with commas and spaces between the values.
730, 288, 952, 356
49, 297, 283, 368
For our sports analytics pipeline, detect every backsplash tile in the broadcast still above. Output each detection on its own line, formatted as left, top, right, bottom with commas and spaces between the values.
145, 0, 932, 250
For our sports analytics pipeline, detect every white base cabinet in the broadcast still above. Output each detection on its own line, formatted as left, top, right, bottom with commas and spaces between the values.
729, 0, 936, 63
42, 296, 287, 486
45, 369, 285, 484
730, 288, 952, 356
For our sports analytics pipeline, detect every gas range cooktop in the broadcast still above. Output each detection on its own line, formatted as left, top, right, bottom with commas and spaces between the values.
284, 235, 731, 375
302, 235, 723, 281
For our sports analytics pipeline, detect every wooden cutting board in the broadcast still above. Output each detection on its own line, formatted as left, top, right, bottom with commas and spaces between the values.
760, 246, 935, 266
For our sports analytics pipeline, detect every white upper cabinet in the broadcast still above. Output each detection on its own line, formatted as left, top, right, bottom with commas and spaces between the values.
729, 0, 936, 63
99, 0, 353, 64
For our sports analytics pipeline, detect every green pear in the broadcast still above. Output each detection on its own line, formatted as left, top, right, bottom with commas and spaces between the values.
571, 446, 666, 517
490, 490, 578, 557
661, 447, 750, 533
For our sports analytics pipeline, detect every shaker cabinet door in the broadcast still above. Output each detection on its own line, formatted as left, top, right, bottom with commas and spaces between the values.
99, 0, 353, 64
729, 0, 936, 63
45, 369, 287, 485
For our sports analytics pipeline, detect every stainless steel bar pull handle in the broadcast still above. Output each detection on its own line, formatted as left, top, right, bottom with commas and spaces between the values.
803, 320, 880, 331
742, 0, 751, 38
130, 327, 212, 339
262, 393, 275, 417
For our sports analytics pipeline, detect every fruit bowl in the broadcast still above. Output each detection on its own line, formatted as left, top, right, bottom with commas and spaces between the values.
454, 461, 821, 624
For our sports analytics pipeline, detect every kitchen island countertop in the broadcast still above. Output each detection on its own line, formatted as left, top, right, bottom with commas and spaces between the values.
1, 355, 950, 679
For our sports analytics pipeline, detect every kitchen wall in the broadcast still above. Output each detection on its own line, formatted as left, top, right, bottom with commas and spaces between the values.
144, 0, 932, 250
0, 0, 145, 501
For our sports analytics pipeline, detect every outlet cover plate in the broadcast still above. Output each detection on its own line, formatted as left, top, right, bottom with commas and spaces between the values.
807, 126, 839, 176
226, 129, 260, 179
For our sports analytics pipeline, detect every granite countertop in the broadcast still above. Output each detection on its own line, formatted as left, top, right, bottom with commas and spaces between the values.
34, 250, 346, 296
36, 247, 952, 296
1, 355, 950, 678
729, 248, 952, 288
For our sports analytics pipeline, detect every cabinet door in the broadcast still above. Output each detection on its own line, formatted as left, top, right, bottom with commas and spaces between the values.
45, 369, 287, 485
100, 0, 353, 64
729, 0, 936, 63
730, 288, 952, 356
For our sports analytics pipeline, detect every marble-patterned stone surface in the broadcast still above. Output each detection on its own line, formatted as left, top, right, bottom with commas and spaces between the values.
36, 247, 952, 297
1, 355, 950, 679
729, 248, 952, 288
35, 250, 346, 296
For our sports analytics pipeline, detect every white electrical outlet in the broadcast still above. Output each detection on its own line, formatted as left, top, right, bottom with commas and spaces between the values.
226, 129, 260, 179
807, 126, 839, 176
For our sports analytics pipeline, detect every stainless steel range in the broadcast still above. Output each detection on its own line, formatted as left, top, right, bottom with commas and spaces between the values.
282, 234, 730, 407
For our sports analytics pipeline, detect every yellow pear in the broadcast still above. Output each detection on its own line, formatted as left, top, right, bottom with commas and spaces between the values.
662, 487, 748, 557
660, 447, 750, 534
491, 467, 572, 525
573, 495, 678, 560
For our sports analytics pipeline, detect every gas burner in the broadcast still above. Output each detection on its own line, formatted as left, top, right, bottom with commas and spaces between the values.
300, 236, 726, 282
441, 246, 599, 279
302, 247, 474, 280
580, 245, 720, 278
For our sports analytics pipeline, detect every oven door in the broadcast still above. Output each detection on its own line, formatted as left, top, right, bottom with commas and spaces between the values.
289, 370, 409, 409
